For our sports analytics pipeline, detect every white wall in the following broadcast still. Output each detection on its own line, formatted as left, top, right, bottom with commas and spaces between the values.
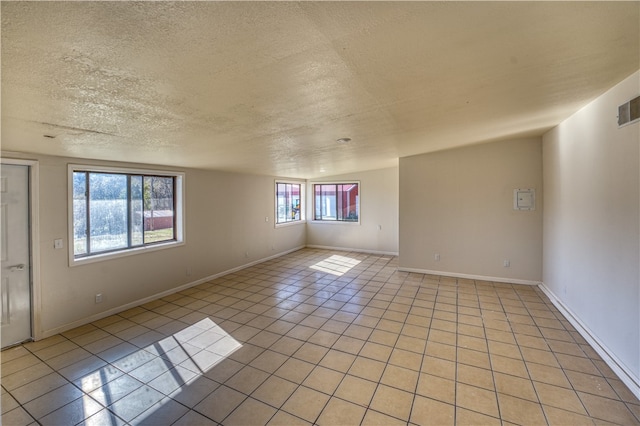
542, 71, 639, 393
399, 138, 543, 283
4, 153, 306, 338
306, 167, 399, 255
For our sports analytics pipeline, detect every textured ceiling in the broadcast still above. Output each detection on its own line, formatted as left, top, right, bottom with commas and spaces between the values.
2, 2, 638, 178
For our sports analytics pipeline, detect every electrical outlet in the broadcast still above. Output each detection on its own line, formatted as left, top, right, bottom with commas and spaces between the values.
95, 293, 103, 304
435, 253, 440, 261
54, 239, 63, 249
503, 260, 511, 268
245, 251, 249, 258
186, 267, 192, 276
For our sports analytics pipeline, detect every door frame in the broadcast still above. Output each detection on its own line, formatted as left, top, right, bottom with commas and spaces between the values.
2, 157, 41, 342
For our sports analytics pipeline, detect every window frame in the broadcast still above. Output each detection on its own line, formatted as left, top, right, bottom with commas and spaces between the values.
275, 180, 305, 227
67, 164, 185, 266
311, 181, 361, 224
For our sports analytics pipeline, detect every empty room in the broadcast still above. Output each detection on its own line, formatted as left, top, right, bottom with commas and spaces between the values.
1, 2, 639, 425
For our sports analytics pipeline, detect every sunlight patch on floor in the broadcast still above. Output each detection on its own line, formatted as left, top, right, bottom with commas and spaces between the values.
310, 254, 361, 276
80, 318, 241, 424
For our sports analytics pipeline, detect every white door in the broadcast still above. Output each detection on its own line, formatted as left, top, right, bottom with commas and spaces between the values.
1, 164, 32, 348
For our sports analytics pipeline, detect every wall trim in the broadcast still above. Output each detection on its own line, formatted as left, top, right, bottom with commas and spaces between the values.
305, 244, 398, 257
397, 267, 541, 286
40, 245, 306, 339
538, 283, 640, 400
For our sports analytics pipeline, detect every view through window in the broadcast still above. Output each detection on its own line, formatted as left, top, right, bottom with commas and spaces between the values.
276, 182, 302, 224
72, 170, 179, 258
313, 182, 359, 222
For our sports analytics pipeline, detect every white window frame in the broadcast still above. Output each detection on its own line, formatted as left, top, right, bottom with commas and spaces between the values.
67, 164, 185, 266
311, 180, 361, 225
275, 180, 306, 227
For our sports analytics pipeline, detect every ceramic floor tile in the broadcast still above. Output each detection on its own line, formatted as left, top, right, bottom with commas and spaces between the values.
455, 382, 499, 418
410, 395, 455, 425
416, 372, 455, 405
194, 385, 246, 423
267, 410, 312, 426
171, 409, 218, 426
302, 366, 344, 395
281, 386, 330, 423
359, 341, 393, 362
2, 250, 638, 426
22, 383, 83, 420
169, 375, 220, 408
10, 372, 68, 405
1, 406, 37, 426
318, 349, 356, 373
39, 395, 103, 426
251, 375, 298, 408
534, 382, 586, 417
578, 391, 639, 425
489, 353, 529, 378
388, 348, 423, 371
225, 365, 270, 394
457, 363, 494, 391
565, 369, 620, 399
222, 397, 278, 426
316, 397, 366, 426
334, 375, 377, 407
380, 364, 419, 391
542, 405, 597, 425
497, 393, 547, 425
274, 357, 315, 384
369, 384, 414, 421
361, 408, 407, 425
348, 356, 386, 382
1, 353, 43, 377
89, 374, 144, 407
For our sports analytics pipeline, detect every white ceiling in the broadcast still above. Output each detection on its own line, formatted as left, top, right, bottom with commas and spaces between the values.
2, 2, 638, 179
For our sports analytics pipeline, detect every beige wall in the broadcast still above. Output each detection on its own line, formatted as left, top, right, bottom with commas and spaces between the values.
399, 138, 543, 283
306, 167, 399, 255
5, 153, 306, 338
542, 71, 639, 391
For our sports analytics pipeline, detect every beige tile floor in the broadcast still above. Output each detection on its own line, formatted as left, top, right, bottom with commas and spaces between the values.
2, 249, 639, 425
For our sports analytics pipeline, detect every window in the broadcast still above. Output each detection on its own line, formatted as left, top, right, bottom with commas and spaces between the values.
276, 181, 303, 224
69, 165, 184, 262
313, 182, 359, 222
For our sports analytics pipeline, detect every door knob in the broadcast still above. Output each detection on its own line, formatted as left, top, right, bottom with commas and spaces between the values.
9, 264, 25, 272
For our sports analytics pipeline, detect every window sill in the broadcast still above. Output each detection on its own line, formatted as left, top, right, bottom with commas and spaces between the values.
309, 220, 360, 225
70, 240, 184, 267
275, 220, 306, 229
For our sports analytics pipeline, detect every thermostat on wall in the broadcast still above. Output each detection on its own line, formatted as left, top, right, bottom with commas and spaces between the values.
514, 189, 535, 211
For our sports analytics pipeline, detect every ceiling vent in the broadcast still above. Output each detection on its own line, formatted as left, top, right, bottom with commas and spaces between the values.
618, 95, 639, 127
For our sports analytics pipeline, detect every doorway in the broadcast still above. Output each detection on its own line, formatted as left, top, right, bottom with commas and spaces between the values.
1, 161, 37, 348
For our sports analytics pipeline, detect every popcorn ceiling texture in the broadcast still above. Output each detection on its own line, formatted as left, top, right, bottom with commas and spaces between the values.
2, 1, 638, 178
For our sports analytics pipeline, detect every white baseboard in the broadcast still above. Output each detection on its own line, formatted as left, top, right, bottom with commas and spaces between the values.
397, 267, 541, 286
539, 283, 640, 400
305, 244, 398, 257
40, 246, 306, 339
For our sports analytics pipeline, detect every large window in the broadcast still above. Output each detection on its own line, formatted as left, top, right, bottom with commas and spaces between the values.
276, 181, 303, 224
70, 166, 184, 261
313, 182, 359, 222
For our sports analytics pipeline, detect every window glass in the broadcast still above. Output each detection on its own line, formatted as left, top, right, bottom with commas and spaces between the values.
72, 172, 88, 255
88, 173, 128, 253
71, 169, 180, 259
313, 183, 359, 222
144, 176, 175, 243
276, 182, 302, 224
